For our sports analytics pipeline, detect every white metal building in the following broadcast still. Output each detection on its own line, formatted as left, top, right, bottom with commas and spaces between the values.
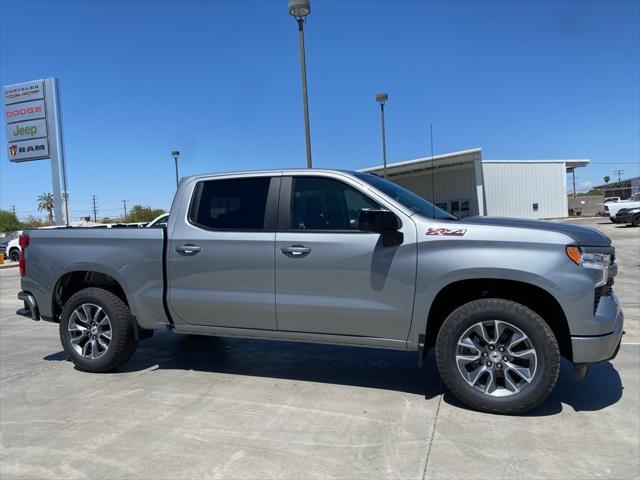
361, 148, 589, 219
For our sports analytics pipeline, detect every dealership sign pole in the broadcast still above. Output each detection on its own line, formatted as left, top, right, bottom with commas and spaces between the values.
4, 78, 69, 225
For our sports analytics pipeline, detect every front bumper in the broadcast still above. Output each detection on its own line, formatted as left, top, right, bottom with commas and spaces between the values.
571, 306, 624, 364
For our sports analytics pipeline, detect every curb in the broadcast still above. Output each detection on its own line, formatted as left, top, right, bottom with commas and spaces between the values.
0, 262, 19, 270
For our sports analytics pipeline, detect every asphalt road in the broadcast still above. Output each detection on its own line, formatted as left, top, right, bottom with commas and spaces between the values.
0, 217, 638, 479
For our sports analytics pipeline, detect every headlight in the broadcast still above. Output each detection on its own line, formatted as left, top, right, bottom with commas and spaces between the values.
566, 245, 611, 287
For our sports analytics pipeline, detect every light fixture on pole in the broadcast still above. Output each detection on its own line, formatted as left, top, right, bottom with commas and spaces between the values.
289, 0, 313, 168
171, 150, 180, 188
376, 93, 389, 178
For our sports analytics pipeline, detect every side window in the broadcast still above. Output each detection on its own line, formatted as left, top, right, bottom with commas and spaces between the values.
291, 177, 381, 231
190, 177, 271, 230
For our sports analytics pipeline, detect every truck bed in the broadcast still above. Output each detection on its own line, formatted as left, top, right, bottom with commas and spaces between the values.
22, 227, 168, 329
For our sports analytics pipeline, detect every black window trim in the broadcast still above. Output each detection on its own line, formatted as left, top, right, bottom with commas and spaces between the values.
278, 175, 400, 234
187, 176, 281, 233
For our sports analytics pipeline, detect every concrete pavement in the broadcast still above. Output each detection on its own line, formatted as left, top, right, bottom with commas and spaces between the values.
0, 217, 638, 479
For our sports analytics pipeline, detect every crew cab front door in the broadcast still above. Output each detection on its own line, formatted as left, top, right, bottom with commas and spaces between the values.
168, 175, 279, 330
275, 175, 417, 340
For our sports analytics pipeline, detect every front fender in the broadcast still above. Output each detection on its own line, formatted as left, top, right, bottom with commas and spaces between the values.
407, 238, 570, 349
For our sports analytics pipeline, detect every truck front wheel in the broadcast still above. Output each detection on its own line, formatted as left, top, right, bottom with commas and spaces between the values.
59, 288, 137, 373
435, 298, 560, 414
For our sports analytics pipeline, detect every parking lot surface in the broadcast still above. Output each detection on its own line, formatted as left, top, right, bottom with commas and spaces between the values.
1, 217, 638, 479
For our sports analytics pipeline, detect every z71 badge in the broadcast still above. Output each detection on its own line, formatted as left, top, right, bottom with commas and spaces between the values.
426, 227, 467, 236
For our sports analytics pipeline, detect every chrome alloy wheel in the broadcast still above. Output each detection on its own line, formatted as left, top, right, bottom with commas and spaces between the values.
68, 303, 112, 360
456, 320, 538, 397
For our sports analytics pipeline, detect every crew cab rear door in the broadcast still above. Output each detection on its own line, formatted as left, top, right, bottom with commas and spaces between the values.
274, 174, 417, 340
167, 174, 280, 330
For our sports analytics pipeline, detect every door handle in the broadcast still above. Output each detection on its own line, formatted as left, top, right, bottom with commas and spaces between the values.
175, 244, 201, 255
281, 245, 311, 257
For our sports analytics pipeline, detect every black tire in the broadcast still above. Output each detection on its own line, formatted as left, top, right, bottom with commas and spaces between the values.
609, 217, 616, 223
60, 287, 137, 373
9, 248, 20, 262
632, 214, 640, 228
435, 298, 560, 414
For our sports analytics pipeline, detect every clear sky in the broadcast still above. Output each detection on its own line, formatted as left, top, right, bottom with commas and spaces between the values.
1, 0, 638, 220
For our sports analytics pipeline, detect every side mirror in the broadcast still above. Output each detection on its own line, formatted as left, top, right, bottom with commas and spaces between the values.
358, 209, 400, 233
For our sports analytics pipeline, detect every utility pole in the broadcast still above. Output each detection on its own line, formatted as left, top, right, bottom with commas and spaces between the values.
572, 170, 577, 197
11, 205, 16, 216
614, 169, 625, 182
122, 200, 128, 222
92, 195, 98, 223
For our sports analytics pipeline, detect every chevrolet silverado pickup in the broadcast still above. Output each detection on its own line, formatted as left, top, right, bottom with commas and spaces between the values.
17, 169, 624, 414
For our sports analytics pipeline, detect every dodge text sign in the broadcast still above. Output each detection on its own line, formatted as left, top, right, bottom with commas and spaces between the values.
4, 99, 46, 124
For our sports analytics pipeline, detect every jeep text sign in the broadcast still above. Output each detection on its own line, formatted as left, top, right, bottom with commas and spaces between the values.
7, 137, 49, 162
5, 118, 47, 141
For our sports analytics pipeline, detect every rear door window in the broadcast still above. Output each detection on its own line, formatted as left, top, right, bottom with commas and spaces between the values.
189, 177, 271, 230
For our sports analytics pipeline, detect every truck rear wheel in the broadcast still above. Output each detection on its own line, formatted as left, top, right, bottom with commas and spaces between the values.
435, 298, 560, 414
59, 288, 137, 373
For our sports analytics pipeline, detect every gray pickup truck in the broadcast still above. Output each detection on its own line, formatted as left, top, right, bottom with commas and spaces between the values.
17, 169, 623, 414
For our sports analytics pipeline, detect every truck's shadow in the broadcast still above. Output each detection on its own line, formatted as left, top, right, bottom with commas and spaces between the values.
45, 331, 623, 416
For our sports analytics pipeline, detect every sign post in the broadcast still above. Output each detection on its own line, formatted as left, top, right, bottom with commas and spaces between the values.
4, 77, 69, 225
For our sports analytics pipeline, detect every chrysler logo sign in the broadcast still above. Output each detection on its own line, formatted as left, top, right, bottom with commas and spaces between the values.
3, 80, 44, 106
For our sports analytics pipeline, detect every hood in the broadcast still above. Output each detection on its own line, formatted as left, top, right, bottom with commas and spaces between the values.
461, 216, 610, 247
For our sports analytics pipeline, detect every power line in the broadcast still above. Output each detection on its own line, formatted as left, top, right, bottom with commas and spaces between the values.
613, 169, 625, 182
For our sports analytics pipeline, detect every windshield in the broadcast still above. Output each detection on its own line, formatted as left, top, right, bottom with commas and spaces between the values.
354, 172, 457, 220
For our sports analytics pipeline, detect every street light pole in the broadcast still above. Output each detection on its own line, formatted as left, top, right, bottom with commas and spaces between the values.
171, 150, 180, 188
289, 0, 312, 168
376, 93, 389, 178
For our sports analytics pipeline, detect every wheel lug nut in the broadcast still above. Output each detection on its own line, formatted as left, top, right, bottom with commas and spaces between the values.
489, 345, 494, 350
499, 347, 504, 352
503, 356, 509, 361
497, 363, 502, 368
486, 361, 492, 367
482, 352, 488, 357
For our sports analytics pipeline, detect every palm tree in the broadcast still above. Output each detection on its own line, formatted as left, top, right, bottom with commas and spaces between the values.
37, 193, 54, 224
603, 176, 610, 185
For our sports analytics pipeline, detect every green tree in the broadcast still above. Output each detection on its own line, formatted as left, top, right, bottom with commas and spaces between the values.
24, 215, 46, 229
0, 210, 24, 233
127, 205, 166, 223
37, 193, 55, 225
